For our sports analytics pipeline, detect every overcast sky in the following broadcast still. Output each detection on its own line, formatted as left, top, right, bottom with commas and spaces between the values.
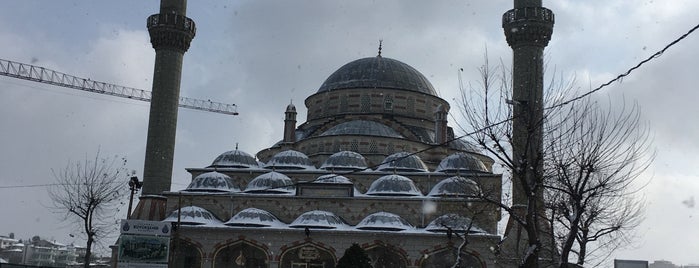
0, 0, 697, 266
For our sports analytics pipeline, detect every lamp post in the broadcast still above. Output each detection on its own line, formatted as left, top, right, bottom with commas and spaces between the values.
127, 176, 143, 219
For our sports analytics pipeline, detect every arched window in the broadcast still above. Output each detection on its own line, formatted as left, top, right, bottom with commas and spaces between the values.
419, 248, 484, 268
279, 243, 336, 268
171, 239, 203, 268
365, 245, 408, 268
214, 241, 269, 268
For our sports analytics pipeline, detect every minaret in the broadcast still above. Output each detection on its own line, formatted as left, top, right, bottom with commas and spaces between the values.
502, 0, 554, 262
133, 0, 195, 220
283, 102, 297, 143
434, 104, 448, 144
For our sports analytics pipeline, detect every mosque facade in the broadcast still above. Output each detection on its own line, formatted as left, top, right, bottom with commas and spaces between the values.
161, 55, 505, 268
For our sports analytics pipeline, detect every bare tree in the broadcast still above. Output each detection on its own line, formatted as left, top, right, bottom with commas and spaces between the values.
458, 58, 570, 267
459, 57, 649, 267
48, 151, 129, 268
544, 98, 652, 267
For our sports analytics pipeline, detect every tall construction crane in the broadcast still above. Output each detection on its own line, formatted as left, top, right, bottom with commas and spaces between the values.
0, 58, 238, 116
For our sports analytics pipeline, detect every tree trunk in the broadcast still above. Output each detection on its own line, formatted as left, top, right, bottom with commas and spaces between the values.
84, 235, 93, 268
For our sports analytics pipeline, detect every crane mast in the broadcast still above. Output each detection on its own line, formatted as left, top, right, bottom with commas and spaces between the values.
0, 58, 238, 116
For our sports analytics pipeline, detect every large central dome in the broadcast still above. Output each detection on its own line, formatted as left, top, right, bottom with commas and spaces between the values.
317, 56, 437, 95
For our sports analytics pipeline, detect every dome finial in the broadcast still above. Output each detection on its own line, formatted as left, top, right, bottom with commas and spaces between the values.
235, 143, 239, 150
378, 39, 383, 57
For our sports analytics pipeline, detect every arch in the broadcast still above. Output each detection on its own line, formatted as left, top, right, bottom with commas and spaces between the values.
418, 247, 485, 268
171, 239, 203, 268
363, 242, 409, 268
213, 240, 270, 268
279, 241, 336, 268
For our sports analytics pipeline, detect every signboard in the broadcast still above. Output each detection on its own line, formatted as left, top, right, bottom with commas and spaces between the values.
117, 220, 170, 268
120, 219, 171, 236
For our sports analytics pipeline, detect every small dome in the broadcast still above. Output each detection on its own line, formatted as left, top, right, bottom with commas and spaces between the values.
320, 120, 403, 138
366, 174, 422, 196
436, 153, 489, 173
356, 212, 414, 231
264, 150, 315, 170
210, 149, 259, 168
377, 152, 429, 172
314, 174, 363, 196
163, 206, 222, 226
317, 57, 437, 95
244, 171, 295, 194
320, 151, 368, 171
286, 103, 296, 112
314, 174, 352, 184
428, 176, 480, 197
289, 210, 348, 229
225, 208, 285, 227
425, 214, 485, 234
183, 171, 240, 192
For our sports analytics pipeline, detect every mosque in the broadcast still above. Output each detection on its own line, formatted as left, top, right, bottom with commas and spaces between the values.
157, 54, 504, 268
128, 1, 555, 267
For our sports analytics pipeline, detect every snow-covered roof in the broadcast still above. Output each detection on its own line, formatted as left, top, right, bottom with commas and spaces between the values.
320, 151, 368, 171
264, 150, 315, 170
313, 174, 363, 196
289, 210, 348, 229
366, 174, 423, 196
183, 171, 240, 192
244, 171, 295, 194
163, 206, 223, 226
209, 149, 260, 168
425, 214, 486, 234
435, 153, 488, 173
428, 176, 480, 197
377, 152, 429, 172
225, 208, 286, 227
355, 212, 415, 231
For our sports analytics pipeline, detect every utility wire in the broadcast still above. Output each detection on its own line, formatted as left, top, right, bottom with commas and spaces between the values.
547, 22, 699, 110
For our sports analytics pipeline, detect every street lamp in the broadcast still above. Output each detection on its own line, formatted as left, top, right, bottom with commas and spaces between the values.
127, 176, 143, 219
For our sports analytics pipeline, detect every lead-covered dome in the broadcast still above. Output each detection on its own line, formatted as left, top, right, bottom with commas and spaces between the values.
320, 120, 403, 138
366, 174, 422, 196
436, 153, 489, 173
183, 171, 240, 192
225, 208, 285, 228
320, 151, 368, 171
210, 149, 260, 169
163, 206, 222, 226
289, 210, 348, 229
264, 150, 315, 170
356, 212, 414, 231
377, 152, 429, 172
425, 214, 485, 234
244, 171, 295, 194
428, 176, 480, 197
318, 57, 437, 95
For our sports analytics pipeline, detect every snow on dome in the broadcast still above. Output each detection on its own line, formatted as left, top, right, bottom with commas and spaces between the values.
436, 153, 489, 173
264, 150, 315, 170
289, 210, 348, 229
320, 151, 368, 171
320, 120, 404, 138
315, 174, 352, 184
428, 176, 480, 197
366, 174, 423, 196
225, 208, 285, 227
163, 206, 223, 226
209, 149, 260, 168
314, 174, 363, 196
377, 152, 429, 172
183, 171, 240, 192
355, 212, 414, 231
244, 171, 295, 194
425, 214, 485, 234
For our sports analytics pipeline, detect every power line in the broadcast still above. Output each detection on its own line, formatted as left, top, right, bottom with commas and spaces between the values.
548, 22, 699, 110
